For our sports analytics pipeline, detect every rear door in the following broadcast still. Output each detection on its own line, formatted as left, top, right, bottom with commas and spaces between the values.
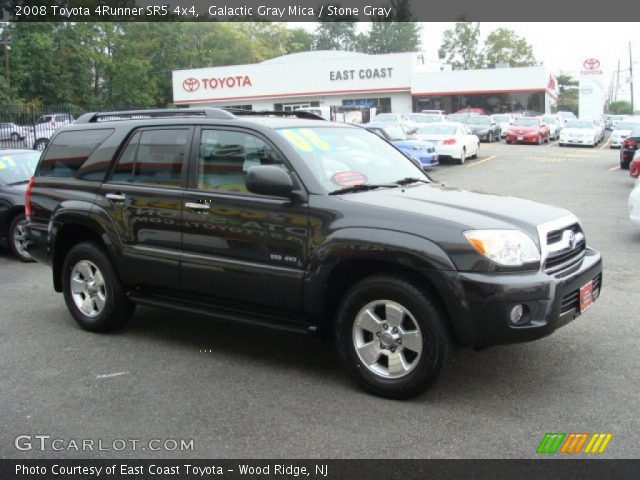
97, 127, 193, 289
180, 127, 308, 312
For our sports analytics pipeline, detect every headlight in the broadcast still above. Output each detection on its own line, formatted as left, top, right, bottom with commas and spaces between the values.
464, 230, 540, 266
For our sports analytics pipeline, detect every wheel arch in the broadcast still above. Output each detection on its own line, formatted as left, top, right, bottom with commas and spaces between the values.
50, 213, 119, 293
305, 228, 461, 342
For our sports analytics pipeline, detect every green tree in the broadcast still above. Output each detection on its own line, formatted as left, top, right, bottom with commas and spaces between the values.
364, 0, 421, 54
607, 100, 633, 115
314, 6, 358, 51
555, 73, 579, 115
438, 21, 483, 70
483, 28, 536, 67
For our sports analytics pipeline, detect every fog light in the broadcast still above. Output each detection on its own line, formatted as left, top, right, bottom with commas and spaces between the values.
509, 304, 524, 324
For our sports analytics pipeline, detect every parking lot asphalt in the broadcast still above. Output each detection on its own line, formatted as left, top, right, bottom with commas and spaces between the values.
1, 138, 639, 459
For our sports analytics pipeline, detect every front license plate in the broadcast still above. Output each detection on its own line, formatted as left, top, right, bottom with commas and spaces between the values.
579, 281, 594, 312
517, 136, 524, 141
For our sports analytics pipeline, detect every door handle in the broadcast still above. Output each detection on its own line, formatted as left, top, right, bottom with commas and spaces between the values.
105, 192, 126, 202
185, 202, 211, 211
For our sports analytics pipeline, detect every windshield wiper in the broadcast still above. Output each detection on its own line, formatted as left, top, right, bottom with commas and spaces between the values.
394, 177, 430, 186
7, 180, 30, 186
329, 183, 393, 195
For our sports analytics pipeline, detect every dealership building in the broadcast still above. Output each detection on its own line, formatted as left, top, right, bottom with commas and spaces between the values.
172, 51, 558, 115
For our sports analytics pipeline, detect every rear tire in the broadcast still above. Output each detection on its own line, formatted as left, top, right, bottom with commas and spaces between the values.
456, 148, 466, 165
62, 242, 135, 332
335, 275, 455, 399
9, 214, 33, 262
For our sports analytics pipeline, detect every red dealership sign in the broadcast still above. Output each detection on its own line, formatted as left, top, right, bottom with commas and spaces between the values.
182, 75, 252, 92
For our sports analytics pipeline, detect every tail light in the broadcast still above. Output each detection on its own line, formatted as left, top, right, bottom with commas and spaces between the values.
25, 176, 35, 218
623, 139, 637, 149
443, 138, 456, 145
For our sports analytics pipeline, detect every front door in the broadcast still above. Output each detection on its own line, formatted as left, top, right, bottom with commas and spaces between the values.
98, 127, 192, 289
181, 127, 308, 312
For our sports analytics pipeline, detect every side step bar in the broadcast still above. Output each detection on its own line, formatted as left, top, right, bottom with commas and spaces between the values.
128, 293, 315, 335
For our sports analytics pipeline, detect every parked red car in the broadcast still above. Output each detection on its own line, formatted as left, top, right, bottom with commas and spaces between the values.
630, 151, 640, 178
505, 117, 550, 144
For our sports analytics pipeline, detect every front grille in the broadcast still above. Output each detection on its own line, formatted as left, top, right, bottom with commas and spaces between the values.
544, 223, 586, 275
559, 273, 602, 316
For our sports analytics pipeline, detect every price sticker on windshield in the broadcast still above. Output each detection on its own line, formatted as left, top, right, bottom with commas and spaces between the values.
331, 171, 367, 187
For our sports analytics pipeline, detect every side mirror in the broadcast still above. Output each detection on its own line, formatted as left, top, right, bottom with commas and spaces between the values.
246, 166, 293, 197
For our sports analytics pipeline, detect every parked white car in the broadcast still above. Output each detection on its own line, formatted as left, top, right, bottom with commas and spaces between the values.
413, 122, 480, 165
610, 121, 640, 148
559, 119, 599, 147
541, 115, 563, 141
24, 124, 58, 151
629, 178, 640, 226
491, 114, 514, 138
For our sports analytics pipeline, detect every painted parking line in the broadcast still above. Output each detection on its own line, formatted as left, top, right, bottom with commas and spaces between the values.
609, 165, 620, 171
547, 141, 559, 147
600, 139, 611, 149
465, 155, 496, 168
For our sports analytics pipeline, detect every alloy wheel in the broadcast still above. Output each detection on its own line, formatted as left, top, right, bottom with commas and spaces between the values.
352, 300, 423, 379
70, 260, 107, 318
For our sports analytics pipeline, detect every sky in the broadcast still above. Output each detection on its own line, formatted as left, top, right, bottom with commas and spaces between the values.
295, 22, 640, 104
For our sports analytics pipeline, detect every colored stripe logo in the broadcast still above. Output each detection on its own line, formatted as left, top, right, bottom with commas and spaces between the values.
537, 433, 612, 454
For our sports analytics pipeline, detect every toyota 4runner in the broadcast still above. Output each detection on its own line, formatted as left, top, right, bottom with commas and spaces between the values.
24, 108, 602, 399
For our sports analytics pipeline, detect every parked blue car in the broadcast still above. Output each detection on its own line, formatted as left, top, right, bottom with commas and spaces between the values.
363, 122, 438, 168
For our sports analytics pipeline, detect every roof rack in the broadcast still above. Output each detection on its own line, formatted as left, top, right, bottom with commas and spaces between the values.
223, 109, 325, 120
75, 108, 236, 123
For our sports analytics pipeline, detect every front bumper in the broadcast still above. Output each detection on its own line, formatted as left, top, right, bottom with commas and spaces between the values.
609, 137, 623, 148
452, 247, 602, 347
506, 133, 540, 143
560, 137, 593, 145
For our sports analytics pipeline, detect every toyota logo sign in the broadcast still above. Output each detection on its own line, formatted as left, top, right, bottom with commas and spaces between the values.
182, 77, 200, 92
583, 58, 601, 71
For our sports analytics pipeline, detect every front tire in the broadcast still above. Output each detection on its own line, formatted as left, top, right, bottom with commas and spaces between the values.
9, 214, 33, 262
335, 275, 454, 399
62, 242, 135, 332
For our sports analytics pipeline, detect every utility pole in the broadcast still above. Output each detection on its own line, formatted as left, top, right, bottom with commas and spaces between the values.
630, 41, 635, 113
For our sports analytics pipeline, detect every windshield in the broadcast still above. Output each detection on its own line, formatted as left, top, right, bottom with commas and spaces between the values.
0, 152, 40, 184
407, 114, 440, 123
276, 127, 427, 193
419, 124, 457, 135
513, 118, 540, 127
565, 120, 593, 129
466, 116, 491, 125
542, 116, 558, 124
493, 115, 509, 122
374, 114, 399, 123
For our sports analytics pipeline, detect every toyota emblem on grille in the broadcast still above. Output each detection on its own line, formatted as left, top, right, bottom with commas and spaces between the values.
568, 231, 577, 249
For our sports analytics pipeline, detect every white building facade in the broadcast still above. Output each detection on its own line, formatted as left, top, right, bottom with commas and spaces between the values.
172, 51, 558, 115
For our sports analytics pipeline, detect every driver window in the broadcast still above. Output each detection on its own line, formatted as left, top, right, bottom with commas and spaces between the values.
197, 129, 288, 194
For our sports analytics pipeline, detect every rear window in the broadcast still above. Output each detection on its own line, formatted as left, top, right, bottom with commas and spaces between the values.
38, 129, 114, 178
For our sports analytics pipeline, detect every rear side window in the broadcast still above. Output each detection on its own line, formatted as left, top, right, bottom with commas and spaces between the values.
110, 129, 189, 187
38, 129, 114, 178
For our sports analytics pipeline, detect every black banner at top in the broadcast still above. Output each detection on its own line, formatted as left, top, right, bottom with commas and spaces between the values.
1, 0, 639, 22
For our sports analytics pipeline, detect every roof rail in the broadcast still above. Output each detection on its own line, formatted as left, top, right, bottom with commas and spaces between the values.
223, 109, 325, 121
75, 108, 236, 123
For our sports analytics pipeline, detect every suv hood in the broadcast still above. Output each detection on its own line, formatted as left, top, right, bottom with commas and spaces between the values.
342, 183, 570, 241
